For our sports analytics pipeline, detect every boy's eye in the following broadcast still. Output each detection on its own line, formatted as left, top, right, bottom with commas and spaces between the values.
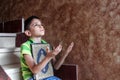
34, 24, 38, 26
33, 24, 41, 27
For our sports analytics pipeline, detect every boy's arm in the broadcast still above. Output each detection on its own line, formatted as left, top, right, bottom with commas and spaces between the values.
24, 53, 54, 74
54, 42, 74, 70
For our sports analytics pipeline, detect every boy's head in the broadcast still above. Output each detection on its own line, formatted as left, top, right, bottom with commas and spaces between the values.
24, 16, 45, 37
24, 16, 40, 31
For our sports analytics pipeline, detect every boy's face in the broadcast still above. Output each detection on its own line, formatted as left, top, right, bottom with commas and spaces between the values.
28, 19, 45, 37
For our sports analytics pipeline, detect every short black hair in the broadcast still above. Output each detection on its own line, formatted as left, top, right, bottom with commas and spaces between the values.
24, 16, 40, 30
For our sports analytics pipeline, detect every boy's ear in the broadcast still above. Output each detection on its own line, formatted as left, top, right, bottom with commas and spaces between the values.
24, 30, 31, 37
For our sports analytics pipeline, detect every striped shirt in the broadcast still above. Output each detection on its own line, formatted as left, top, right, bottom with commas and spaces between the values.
20, 38, 47, 80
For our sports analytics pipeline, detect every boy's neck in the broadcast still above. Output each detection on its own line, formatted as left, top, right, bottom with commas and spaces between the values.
31, 37, 42, 43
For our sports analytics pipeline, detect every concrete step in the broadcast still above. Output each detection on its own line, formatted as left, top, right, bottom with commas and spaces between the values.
0, 47, 20, 65
1, 63, 22, 80
0, 33, 16, 48
0, 47, 22, 80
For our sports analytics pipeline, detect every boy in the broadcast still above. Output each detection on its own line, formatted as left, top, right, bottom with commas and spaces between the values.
20, 16, 74, 80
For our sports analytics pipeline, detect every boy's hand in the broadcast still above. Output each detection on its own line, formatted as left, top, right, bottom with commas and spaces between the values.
52, 43, 62, 55
66, 42, 74, 54
46, 47, 55, 58
62, 42, 74, 58
46, 43, 62, 57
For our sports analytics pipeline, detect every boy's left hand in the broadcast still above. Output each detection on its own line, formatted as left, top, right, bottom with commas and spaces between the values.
66, 42, 74, 54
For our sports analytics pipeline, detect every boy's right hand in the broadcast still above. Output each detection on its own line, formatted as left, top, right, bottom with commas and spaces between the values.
52, 44, 62, 55
46, 43, 62, 58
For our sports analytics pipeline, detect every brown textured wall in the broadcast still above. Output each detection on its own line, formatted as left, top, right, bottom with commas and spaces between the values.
0, 0, 120, 80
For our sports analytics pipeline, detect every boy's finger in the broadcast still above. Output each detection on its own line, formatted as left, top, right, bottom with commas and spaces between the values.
46, 46, 50, 53
59, 41, 63, 45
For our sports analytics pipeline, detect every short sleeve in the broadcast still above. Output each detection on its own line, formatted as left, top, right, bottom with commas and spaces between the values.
21, 43, 31, 55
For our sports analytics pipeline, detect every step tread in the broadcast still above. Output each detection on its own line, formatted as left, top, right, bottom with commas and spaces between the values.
1, 64, 21, 73
0, 47, 20, 52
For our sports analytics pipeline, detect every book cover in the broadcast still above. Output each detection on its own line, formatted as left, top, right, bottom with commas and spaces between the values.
31, 43, 54, 80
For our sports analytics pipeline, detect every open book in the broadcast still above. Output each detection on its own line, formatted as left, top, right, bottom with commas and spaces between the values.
31, 43, 54, 80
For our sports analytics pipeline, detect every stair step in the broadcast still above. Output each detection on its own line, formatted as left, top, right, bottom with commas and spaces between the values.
0, 47, 20, 65
2, 64, 20, 73
1, 64, 22, 80
0, 47, 20, 52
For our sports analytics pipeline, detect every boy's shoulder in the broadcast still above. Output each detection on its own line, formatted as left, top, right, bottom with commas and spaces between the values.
21, 39, 32, 46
